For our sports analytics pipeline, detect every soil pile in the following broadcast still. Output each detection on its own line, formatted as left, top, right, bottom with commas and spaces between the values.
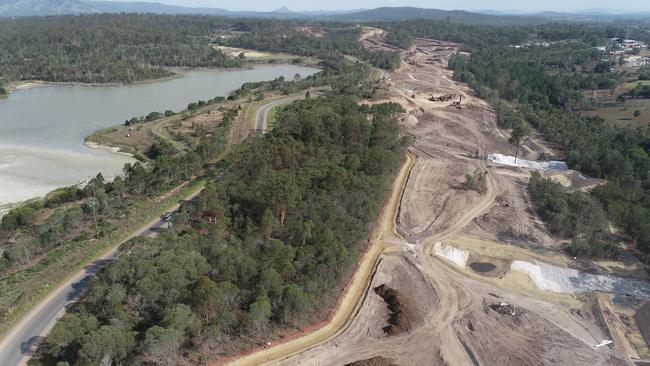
489, 302, 518, 316
345, 356, 398, 366
374, 284, 412, 336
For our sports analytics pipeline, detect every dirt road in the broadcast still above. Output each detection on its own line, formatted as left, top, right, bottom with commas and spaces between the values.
0, 185, 204, 366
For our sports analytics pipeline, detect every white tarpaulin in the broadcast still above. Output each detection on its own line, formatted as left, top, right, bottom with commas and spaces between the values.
434, 242, 469, 268
488, 153, 568, 171
511, 260, 650, 298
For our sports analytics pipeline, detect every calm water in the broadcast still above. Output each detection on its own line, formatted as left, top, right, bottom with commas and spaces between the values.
0, 64, 319, 210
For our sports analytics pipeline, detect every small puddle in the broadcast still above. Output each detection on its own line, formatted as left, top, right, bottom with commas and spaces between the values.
470, 262, 496, 273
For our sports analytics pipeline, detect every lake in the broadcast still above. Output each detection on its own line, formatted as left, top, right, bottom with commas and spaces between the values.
0, 64, 320, 212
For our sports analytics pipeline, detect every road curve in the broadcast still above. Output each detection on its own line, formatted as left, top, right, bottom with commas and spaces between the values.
0, 186, 204, 366
255, 96, 301, 132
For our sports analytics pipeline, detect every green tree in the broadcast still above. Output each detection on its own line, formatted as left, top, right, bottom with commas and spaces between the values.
281, 284, 308, 324
248, 295, 272, 331
508, 123, 529, 163
79, 325, 135, 365
161, 303, 202, 339
192, 276, 225, 323
260, 209, 276, 240
144, 326, 183, 366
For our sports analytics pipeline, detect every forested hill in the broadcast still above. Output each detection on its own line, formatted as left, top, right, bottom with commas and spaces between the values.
332, 7, 548, 25
0, 15, 403, 85
39, 96, 407, 365
0, 14, 240, 83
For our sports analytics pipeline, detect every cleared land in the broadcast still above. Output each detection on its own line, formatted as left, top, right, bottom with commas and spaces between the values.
226, 29, 650, 366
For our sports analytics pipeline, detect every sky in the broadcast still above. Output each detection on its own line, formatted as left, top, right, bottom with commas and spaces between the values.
106, 0, 650, 13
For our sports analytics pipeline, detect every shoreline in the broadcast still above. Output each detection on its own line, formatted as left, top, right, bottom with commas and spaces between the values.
4, 73, 185, 93
83, 141, 135, 159
3, 62, 319, 94
2, 63, 277, 94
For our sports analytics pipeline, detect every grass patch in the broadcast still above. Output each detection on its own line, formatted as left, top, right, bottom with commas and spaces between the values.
584, 99, 650, 128
266, 104, 282, 130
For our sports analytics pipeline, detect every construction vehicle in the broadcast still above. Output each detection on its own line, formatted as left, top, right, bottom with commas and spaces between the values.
427, 93, 463, 109
428, 93, 457, 102
450, 94, 462, 109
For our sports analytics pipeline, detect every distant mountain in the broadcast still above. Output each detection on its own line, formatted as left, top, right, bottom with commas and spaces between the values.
0, 0, 96, 16
0, 1, 648, 23
273, 6, 291, 14
88, 1, 231, 15
0, 0, 359, 18
330, 6, 549, 25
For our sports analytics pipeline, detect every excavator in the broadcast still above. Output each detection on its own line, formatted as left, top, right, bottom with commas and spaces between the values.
428, 93, 463, 109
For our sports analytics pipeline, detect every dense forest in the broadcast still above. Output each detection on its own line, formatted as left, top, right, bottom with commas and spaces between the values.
224, 20, 400, 70
383, 20, 650, 259
0, 15, 400, 87
0, 14, 240, 83
37, 96, 405, 365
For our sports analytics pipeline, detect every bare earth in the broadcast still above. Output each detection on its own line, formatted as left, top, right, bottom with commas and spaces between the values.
224, 29, 649, 366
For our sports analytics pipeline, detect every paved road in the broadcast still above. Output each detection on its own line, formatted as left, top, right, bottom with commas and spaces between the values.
0, 187, 204, 366
255, 96, 301, 132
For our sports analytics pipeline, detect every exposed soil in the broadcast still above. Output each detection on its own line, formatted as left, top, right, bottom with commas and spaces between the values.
373, 284, 412, 336
635, 301, 650, 348
344, 356, 397, 366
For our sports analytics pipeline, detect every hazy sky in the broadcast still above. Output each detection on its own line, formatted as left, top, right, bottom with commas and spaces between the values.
113, 0, 650, 12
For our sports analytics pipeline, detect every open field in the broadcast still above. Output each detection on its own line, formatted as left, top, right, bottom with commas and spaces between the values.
583, 100, 650, 128
214, 46, 300, 62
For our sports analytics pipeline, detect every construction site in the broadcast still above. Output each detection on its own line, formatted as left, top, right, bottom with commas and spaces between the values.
225, 27, 650, 366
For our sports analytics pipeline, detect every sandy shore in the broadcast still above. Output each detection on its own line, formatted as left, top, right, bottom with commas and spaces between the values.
5, 80, 47, 93
84, 141, 134, 158
3, 74, 185, 94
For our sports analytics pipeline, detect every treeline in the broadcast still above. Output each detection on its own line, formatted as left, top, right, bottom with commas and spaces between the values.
123, 97, 230, 127
0, 14, 240, 84
0, 14, 404, 87
529, 172, 615, 257
226, 20, 401, 70
0, 81, 6, 96
382, 20, 649, 50
39, 96, 406, 365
